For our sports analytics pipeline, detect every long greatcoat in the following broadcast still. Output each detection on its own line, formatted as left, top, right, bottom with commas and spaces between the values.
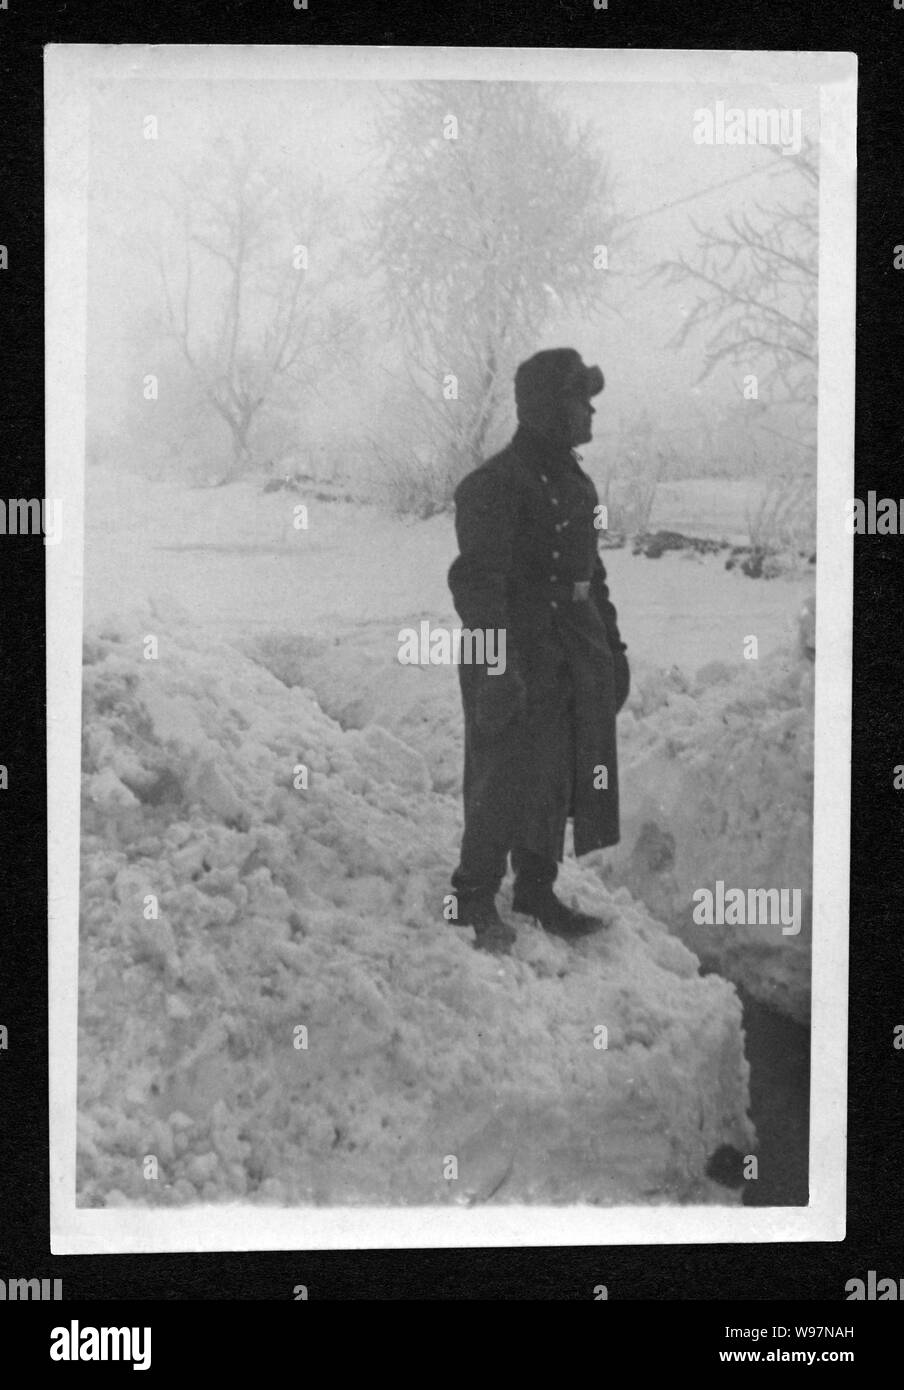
448, 423, 628, 863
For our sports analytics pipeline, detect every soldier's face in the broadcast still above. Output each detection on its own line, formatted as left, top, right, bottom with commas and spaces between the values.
563, 395, 595, 446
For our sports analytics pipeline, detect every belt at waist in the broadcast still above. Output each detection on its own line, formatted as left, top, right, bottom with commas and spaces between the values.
513, 578, 593, 603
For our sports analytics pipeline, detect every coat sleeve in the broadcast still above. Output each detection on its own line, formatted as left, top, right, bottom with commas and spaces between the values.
586, 472, 627, 655
590, 550, 627, 655
447, 465, 515, 639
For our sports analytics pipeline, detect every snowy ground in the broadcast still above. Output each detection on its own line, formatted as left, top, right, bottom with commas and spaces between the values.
76, 466, 814, 1206
84, 470, 812, 670
79, 625, 752, 1206
603, 654, 813, 1024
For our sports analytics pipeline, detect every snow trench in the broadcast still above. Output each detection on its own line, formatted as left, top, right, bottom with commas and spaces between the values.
78, 621, 754, 1208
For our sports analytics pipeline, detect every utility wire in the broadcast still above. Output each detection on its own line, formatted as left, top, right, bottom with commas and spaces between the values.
620, 161, 780, 227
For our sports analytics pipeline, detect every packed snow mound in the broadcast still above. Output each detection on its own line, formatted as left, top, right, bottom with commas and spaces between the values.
243, 624, 463, 794
243, 612, 814, 1023
601, 638, 813, 1024
78, 625, 753, 1207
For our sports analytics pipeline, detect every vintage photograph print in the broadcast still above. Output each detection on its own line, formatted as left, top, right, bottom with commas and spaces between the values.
46, 46, 855, 1252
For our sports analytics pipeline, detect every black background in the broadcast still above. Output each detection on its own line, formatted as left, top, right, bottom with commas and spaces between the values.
0, 0, 901, 1327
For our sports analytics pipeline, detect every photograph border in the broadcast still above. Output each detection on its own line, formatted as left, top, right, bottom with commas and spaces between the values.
47, 43, 855, 1253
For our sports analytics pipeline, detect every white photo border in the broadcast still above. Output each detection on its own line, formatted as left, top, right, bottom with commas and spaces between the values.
47, 43, 856, 1253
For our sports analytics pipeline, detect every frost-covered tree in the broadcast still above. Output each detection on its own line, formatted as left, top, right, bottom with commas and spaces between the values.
654, 143, 818, 445
372, 82, 621, 509
153, 131, 354, 479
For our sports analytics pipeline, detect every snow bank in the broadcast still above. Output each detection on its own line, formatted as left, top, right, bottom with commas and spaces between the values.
245, 603, 815, 1025
243, 626, 463, 793
602, 621, 814, 1024
78, 622, 752, 1208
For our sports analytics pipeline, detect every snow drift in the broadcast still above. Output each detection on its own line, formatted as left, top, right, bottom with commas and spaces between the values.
605, 627, 814, 1024
78, 622, 753, 1208
245, 602, 815, 1025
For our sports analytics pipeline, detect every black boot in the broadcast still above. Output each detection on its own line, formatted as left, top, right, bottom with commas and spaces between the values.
453, 895, 517, 955
512, 884, 605, 939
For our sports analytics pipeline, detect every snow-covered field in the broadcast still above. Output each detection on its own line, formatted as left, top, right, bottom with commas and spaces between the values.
76, 466, 814, 1207
85, 470, 812, 671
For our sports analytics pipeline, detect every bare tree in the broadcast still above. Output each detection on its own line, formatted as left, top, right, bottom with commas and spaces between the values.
372, 82, 622, 508
653, 143, 818, 443
153, 131, 354, 479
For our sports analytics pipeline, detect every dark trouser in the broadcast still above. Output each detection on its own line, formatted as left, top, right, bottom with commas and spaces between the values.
451, 845, 558, 905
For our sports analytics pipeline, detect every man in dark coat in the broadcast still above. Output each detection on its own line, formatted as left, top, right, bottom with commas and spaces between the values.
448, 348, 630, 954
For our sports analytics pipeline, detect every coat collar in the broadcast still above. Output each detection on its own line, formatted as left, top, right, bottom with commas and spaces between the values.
510, 424, 579, 477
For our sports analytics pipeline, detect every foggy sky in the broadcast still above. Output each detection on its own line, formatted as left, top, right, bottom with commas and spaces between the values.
84, 72, 819, 463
